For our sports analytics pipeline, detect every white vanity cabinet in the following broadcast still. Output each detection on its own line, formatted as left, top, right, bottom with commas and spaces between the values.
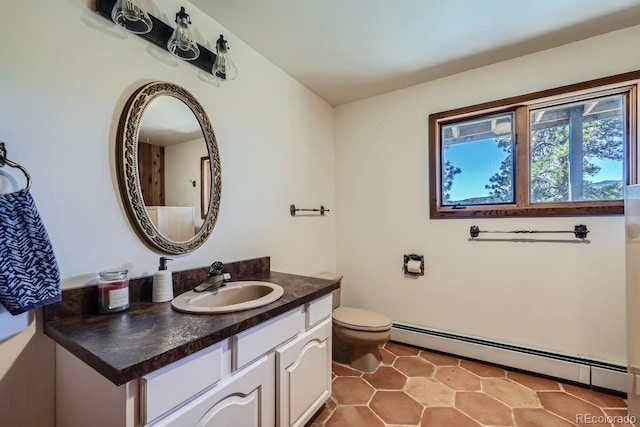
141, 343, 228, 424
276, 318, 332, 427
149, 353, 276, 427
55, 293, 333, 427
276, 293, 333, 427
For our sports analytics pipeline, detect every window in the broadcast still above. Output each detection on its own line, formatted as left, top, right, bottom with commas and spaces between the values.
441, 112, 515, 206
429, 71, 639, 218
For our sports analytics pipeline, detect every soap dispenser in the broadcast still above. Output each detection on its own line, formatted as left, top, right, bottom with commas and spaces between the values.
152, 257, 174, 303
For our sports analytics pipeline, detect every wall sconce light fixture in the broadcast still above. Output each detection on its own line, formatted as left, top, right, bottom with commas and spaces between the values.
96, 0, 237, 80
110, 0, 152, 34
167, 7, 200, 61
213, 35, 238, 80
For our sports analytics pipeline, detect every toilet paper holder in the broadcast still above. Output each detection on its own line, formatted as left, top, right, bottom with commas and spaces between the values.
403, 254, 424, 276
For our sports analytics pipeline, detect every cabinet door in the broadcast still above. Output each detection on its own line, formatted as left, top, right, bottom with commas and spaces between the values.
276, 318, 332, 427
151, 354, 275, 427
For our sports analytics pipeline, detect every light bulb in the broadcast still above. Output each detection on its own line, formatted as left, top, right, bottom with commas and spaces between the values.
167, 7, 200, 60
213, 35, 238, 80
111, 0, 152, 34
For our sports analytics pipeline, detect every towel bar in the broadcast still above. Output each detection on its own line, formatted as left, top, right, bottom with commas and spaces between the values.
470, 224, 589, 239
290, 204, 330, 216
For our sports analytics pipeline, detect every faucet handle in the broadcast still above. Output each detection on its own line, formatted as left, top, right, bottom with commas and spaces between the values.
209, 261, 224, 277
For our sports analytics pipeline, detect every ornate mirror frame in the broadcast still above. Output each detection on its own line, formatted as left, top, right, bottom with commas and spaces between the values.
116, 81, 221, 254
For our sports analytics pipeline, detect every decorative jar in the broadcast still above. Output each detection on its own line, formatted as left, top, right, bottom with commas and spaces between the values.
98, 269, 130, 314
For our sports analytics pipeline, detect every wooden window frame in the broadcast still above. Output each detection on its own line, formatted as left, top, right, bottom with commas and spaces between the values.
429, 70, 640, 219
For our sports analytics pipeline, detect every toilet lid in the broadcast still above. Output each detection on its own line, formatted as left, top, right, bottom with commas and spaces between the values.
333, 307, 392, 332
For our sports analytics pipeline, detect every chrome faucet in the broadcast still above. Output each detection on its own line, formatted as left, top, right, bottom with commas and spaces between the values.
193, 261, 231, 292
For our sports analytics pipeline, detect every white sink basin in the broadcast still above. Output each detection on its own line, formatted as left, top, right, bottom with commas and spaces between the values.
171, 281, 284, 314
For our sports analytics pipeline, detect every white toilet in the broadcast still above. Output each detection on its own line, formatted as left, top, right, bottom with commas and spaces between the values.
314, 273, 392, 372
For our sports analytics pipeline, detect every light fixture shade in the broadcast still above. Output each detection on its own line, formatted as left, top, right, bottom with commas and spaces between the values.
213, 35, 238, 81
111, 0, 153, 34
167, 7, 200, 61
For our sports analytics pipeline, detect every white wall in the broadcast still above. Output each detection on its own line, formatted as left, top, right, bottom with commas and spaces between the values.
0, 1, 335, 425
165, 137, 207, 228
335, 25, 640, 366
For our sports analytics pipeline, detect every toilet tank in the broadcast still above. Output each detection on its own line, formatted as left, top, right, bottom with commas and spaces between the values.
313, 272, 343, 310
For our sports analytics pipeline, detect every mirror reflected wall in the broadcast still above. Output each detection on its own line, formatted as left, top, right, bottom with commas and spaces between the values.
138, 96, 207, 242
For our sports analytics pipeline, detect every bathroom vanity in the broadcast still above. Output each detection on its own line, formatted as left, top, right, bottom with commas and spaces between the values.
43, 257, 339, 427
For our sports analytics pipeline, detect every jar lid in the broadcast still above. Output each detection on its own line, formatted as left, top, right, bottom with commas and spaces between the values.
99, 269, 129, 280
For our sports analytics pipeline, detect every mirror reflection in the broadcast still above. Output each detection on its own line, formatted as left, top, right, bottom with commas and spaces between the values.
116, 81, 221, 254
138, 96, 208, 242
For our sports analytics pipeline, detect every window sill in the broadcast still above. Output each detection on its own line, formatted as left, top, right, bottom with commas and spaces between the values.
430, 201, 623, 219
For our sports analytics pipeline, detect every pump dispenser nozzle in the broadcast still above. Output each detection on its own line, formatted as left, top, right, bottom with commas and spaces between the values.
159, 257, 173, 271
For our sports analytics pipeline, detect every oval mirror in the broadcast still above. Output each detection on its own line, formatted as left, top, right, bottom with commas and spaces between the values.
116, 81, 221, 254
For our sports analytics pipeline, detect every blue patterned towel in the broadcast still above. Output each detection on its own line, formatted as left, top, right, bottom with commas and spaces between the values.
0, 189, 61, 315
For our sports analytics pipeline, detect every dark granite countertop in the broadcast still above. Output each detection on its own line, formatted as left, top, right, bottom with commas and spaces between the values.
43, 257, 339, 385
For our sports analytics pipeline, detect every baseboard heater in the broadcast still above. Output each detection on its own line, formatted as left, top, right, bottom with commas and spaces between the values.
392, 322, 627, 394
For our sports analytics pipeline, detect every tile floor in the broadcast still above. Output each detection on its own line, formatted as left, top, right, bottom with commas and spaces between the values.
307, 341, 633, 427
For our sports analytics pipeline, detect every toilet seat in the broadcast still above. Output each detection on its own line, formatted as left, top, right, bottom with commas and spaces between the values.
333, 307, 392, 332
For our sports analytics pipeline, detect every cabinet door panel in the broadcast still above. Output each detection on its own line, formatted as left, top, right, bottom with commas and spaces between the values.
277, 318, 332, 427
197, 391, 259, 427
151, 354, 275, 427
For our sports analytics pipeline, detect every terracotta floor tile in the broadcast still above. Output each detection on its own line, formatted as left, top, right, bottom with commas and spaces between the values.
434, 366, 482, 391
455, 392, 514, 425
363, 366, 407, 390
507, 371, 561, 391
563, 384, 626, 408
421, 407, 481, 427
460, 359, 506, 377
385, 341, 420, 356
369, 390, 424, 425
393, 355, 436, 377
305, 400, 335, 425
379, 346, 397, 365
420, 350, 460, 366
324, 406, 384, 427
538, 391, 608, 426
310, 342, 629, 427
331, 377, 374, 405
482, 378, 541, 408
405, 377, 456, 406
605, 408, 629, 416
331, 362, 362, 377
513, 408, 577, 427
